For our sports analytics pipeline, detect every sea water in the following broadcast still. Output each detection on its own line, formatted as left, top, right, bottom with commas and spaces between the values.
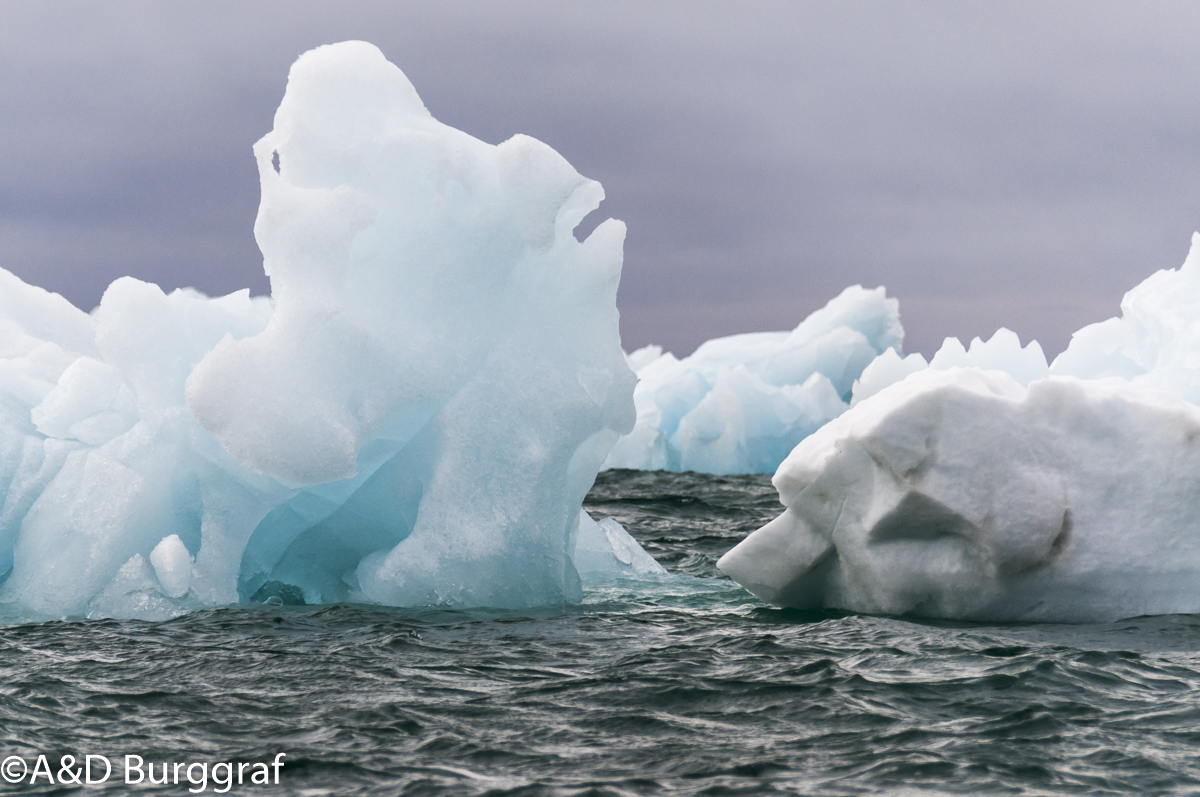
2, 470, 1198, 796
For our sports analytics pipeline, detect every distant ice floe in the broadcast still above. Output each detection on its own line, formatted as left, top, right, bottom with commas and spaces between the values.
720, 233, 1200, 621
0, 41, 662, 621
605, 285, 903, 475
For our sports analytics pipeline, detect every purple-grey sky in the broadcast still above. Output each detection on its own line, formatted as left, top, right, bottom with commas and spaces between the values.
3, 1, 1200, 357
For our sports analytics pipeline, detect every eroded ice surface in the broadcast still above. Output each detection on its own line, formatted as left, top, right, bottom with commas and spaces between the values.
604, 285, 903, 475
720, 368, 1200, 621
0, 41, 661, 620
721, 233, 1200, 621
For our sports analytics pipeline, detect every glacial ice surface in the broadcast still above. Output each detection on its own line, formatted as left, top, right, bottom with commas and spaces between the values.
720, 233, 1200, 621
0, 41, 661, 620
604, 285, 903, 474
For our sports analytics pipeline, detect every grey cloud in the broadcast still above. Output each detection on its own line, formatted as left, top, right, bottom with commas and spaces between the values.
2, 1, 1200, 359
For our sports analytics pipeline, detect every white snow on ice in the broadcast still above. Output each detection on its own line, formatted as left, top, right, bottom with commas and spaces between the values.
720, 233, 1200, 621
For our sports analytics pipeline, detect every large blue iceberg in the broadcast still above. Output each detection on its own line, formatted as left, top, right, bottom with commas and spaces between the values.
0, 41, 661, 620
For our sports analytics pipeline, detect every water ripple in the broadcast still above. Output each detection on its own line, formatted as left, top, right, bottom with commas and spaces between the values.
0, 472, 1198, 794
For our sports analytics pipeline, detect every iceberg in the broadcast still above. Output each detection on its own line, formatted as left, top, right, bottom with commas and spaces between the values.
574, 513, 667, 580
849, 326, 1048, 405
720, 233, 1200, 622
848, 232, 1200, 407
604, 285, 903, 474
1050, 231, 1200, 398
0, 41, 659, 620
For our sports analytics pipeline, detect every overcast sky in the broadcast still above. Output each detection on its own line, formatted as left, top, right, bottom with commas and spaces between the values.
3, 1, 1200, 357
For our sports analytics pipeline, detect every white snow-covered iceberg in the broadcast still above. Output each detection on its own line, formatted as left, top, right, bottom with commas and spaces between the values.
850, 327, 1049, 406
720, 233, 1200, 622
0, 41, 660, 620
848, 231, 1200, 407
604, 285, 903, 474
1050, 231, 1200, 398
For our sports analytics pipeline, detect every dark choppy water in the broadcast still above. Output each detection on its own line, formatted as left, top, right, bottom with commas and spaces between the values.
4, 470, 1200, 795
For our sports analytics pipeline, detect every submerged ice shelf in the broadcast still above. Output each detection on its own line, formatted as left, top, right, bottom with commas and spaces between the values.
0, 41, 662, 620
720, 233, 1200, 622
